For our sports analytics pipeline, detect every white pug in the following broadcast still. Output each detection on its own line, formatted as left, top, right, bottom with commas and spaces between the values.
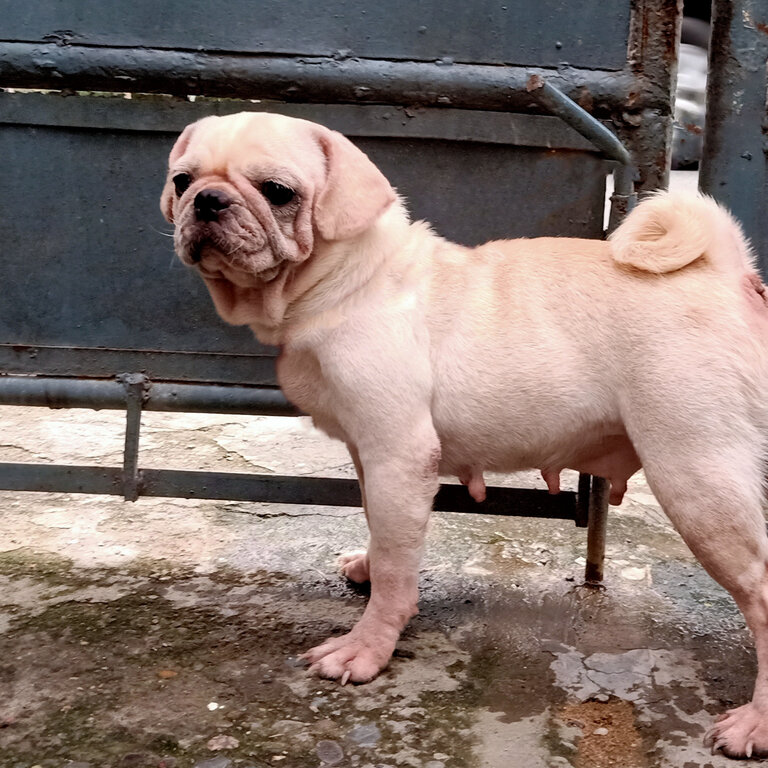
162, 111, 768, 758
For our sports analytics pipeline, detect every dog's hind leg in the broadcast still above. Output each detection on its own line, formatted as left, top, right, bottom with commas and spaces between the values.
337, 548, 370, 584
631, 413, 768, 758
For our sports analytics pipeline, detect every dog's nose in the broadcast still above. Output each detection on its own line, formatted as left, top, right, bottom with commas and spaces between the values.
194, 188, 231, 222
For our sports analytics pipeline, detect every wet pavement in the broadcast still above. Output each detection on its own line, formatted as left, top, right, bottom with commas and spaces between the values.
0, 404, 758, 768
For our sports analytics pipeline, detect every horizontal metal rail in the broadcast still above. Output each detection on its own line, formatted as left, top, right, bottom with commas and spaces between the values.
0, 462, 582, 522
0, 375, 298, 415
0, 43, 666, 114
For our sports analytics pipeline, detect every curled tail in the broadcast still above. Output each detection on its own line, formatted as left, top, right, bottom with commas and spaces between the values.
609, 191, 755, 275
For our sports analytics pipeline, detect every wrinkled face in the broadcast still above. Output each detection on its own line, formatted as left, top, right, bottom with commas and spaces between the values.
161, 112, 397, 330
162, 113, 327, 286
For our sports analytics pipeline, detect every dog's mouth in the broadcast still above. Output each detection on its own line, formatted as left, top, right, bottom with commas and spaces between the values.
178, 221, 282, 283
198, 257, 283, 285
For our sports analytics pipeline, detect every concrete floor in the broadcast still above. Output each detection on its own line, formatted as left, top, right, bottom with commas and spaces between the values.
0, 402, 757, 768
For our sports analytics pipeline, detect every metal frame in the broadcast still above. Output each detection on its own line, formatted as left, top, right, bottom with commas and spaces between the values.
0, 1, 682, 584
0, 373, 580, 521
0, 80, 637, 580
525, 82, 638, 584
0, 0, 679, 193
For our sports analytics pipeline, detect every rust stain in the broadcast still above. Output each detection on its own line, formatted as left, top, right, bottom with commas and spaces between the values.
684, 123, 703, 135
576, 86, 594, 113
756, 21, 768, 36
639, 8, 651, 59
526, 74, 544, 93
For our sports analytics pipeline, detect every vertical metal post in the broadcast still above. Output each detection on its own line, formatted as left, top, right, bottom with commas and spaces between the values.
579, 157, 640, 587
608, 164, 638, 232
585, 476, 610, 585
699, 0, 768, 276
118, 373, 148, 502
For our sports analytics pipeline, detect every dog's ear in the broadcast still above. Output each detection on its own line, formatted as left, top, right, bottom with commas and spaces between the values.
313, 128, 396, 241
160, 122, 197, 224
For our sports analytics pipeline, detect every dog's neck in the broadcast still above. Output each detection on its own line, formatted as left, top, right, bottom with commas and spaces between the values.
248, 199, 420, 345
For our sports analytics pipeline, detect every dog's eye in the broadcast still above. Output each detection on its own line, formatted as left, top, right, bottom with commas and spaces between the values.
173, 173, 192, 197
261, 180, 296, 206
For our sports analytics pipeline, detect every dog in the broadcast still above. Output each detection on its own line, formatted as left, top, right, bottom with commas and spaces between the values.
162, 111, 768, 758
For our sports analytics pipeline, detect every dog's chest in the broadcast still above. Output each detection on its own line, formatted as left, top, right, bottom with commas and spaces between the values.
276, 347, 347, 441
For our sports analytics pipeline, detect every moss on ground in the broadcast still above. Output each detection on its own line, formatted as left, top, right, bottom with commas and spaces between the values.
0, 551, 484, 767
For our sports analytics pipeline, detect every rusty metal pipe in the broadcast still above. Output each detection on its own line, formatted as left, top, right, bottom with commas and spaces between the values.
0, 42, 665, 114
526, 78, 637, 231
526, 78, 632, 166
0, 375, 299, 416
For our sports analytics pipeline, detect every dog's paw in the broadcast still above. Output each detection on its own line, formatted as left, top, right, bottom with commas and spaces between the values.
301, 625, 396, 684
337, 550, 370, 583
704, 702, 768, 758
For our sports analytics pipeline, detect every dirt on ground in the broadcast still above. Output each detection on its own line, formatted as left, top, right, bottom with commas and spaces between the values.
561, 699, 645, 768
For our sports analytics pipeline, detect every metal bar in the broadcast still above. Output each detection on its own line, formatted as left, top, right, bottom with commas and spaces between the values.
0, 463, 123, 495
142, 470, 364, 506
524, 81, 639, 584
608, 164, 638, 232
118, 373, 147, 502
585, 476, 610, 585
526, 79, 637, 243
699, 0, 768, 276
526, 77, 638, 236
0, 462, 579, 520
435, 483, 578, 520
0, 376, 300, 416
0, 43, 665, 114
526, 78, 632, 166
0, 345, 280, 387
137, 469, 581, 520
622, 0, 681, 193
581, 108, 638, 583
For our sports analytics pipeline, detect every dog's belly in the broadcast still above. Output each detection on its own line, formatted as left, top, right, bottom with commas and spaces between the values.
436, 414, 641, 505
279, 340, 642, 503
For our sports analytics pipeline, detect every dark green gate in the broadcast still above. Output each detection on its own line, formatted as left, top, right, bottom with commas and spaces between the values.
0, 1, 683, 583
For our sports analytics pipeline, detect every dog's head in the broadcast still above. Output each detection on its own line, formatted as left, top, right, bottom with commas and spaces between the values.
161, 113, 395, 324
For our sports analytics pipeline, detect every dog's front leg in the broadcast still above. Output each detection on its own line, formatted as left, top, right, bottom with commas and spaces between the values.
303, 431, 439, 683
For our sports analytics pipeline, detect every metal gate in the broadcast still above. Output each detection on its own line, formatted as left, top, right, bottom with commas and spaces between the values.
0, 1, 682, 582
